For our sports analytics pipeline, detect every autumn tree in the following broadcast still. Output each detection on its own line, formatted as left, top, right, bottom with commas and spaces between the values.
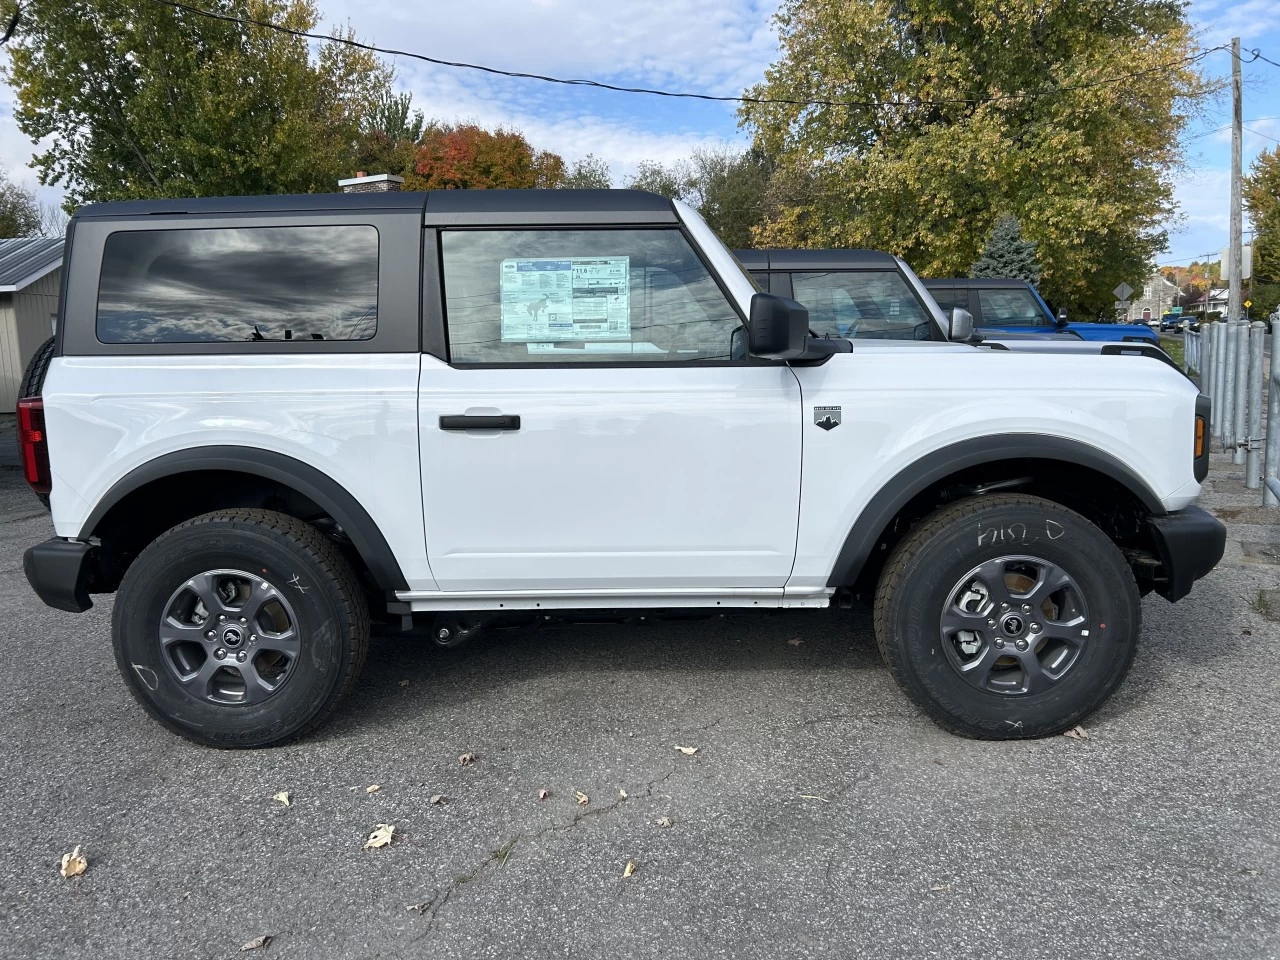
625, 147, 773, 248
627, 160, 694, 200
740, 0, 1212, 316
0, 167, 40, 237
2, 0, 393, 203
407, 123, 566, 190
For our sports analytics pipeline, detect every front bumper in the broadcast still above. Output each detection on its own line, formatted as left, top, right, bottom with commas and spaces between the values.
1147, 506, 1226, 603
24, 538, 95, 613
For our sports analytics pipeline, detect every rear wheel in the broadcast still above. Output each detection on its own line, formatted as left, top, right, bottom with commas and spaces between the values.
874, 494, 1140, 739
113, 509, 369, 747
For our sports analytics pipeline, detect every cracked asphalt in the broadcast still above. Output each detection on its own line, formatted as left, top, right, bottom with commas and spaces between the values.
1, 456, 1278, 960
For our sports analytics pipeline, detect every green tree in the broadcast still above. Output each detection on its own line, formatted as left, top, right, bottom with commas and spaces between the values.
561, 154, 613, 189
971, 215, 1043, 284
0, 167, 40, 237
363, 89, 424, 144
2, 0, 393, 204
627, 160, 694, 200
689, 146, 772, 249
1245, 147, 1280, 282
740, 0, 1212, 316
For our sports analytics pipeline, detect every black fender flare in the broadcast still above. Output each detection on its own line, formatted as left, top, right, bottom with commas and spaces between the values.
826, 435, 1166, 588
79, 446, 409, 592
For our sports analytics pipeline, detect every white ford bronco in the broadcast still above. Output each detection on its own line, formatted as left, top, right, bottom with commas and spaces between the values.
19, 189, 1223, 747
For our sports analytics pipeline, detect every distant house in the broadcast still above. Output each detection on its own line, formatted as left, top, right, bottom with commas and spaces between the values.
0, 237, 64, 410
1124, 272, 1180, 323
1187, 287, 1228, 317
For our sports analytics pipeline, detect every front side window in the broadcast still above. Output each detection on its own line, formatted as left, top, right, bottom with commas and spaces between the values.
441, 229, 742, 364
790, 271, 935, 340
976, 288, 1050, 327
928, 286, 964, 313
97, 225, 379, 343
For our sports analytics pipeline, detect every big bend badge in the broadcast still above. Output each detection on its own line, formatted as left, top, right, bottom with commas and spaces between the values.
814, 406, 841, 431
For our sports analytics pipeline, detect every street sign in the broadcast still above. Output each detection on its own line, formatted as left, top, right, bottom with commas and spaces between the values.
1171, 306, 1182, 315
1113, 282, 1134, 301
1245, 300, 1252, 309
1114, 300, 1131, 311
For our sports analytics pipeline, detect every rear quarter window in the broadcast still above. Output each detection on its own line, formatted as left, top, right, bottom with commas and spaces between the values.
96, 225, 379, 344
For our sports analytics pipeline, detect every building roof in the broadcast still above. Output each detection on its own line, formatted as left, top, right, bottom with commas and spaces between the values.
733, 248, 900, 271
0, 237, 64, 292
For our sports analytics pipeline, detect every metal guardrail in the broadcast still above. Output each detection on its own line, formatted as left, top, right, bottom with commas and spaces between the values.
1266, 319, 1280, 507
1184, 329, 1201, 375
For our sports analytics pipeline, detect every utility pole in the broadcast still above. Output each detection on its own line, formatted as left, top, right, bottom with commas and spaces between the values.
1229, 37, 1243, 326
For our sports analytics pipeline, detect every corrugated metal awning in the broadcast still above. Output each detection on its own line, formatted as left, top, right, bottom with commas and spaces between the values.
0, 237, 64, 292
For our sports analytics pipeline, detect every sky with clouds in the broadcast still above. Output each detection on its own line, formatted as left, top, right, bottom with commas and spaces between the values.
1, 0, 1278, 268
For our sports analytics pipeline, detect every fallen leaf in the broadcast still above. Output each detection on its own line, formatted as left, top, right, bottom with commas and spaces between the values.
675, 746, 699, 756
399, 679, 410, 687
787, 638, 804, 646
364, 824, 396, 850
622, 860, 636, 879
366, 784, 380, 794
240, 934, 273, 952
929, 884, 952, 893
459, 752, 477, 766
575, 791, 589, 806
59, 845, 87, 879
272, 791, 290, 807
655, 817, 673, 828
1063, 725, 1091, 741
619, 789, 628, 799
538, 789, 550, 801
428, 794, 444, 805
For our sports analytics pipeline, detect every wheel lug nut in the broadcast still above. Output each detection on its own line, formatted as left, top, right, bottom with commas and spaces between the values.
214, 648, 227, 660
205, 630, 215, 639
1022, 604, 1031, 614
1030, 622, 1041, 632
995, 638, 1006, 648
218, 615, 227, 622
986, 618, 996, 627
236, 651, 247, 663
250, 634, 257, 642
1000, 603, 1009, 611
240, 617, 247, 623
1015, 639, 1029, 651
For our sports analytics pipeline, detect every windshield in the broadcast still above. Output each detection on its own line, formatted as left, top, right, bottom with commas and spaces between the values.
976, 288, 1053, 327
791, 269, 936, 340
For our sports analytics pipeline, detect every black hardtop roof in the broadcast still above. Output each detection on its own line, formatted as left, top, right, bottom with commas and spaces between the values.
73, 188, 678, 224
922, 277, 1036, 289
733, 248, 900, 271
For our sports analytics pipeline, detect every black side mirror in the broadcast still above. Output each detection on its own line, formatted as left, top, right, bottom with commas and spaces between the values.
1056, 307, 1069, 327
748, 293, 809, 360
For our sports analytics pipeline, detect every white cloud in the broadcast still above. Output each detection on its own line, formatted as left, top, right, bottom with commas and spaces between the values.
1189, 0, 1280, 48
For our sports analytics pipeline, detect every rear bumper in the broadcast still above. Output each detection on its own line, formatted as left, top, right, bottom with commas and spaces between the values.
1147, 506, 1226, 603
23, 538, 95, 613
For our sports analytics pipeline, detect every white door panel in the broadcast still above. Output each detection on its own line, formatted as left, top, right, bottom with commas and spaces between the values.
418, 357, 802, 591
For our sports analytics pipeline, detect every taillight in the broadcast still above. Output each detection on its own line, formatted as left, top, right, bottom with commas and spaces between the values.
16, 397, 51, 495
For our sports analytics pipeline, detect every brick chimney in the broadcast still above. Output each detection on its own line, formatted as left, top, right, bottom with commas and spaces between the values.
338, 171, 404, 193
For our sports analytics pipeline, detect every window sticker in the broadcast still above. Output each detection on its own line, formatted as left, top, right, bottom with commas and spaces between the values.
500, 257, 630, 342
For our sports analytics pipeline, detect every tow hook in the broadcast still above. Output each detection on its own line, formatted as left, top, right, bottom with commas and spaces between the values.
432, 618, 484, 648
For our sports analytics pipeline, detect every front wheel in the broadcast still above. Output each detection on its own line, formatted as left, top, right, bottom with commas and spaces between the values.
874, 494, 1141, 739
113, 509, 369, 747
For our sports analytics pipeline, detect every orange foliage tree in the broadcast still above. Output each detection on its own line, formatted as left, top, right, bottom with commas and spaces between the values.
407, 123, 565, 190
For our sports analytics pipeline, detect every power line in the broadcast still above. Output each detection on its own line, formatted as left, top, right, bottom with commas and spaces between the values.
1244, 125, 1280, 144
1249, 48, 1280, 70
146, 0, 1229, 110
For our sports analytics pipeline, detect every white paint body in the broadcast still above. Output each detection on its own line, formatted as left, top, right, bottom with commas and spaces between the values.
39, 207, 1204, 611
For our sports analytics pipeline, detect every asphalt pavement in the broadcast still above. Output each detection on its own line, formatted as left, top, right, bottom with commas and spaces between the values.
1, 459, 1277, 960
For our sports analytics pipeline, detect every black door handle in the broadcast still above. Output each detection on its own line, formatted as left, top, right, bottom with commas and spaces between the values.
439, 414, 521, 431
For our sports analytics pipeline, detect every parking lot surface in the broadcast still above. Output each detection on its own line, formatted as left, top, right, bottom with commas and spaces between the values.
1, 459, 1277, 960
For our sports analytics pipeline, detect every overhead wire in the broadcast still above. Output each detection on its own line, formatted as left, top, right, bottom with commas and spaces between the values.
145, 0, 1231, 111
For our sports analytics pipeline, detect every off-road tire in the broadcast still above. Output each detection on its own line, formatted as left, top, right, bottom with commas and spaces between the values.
874, 494, 1141, 739
113, 509, 369, 748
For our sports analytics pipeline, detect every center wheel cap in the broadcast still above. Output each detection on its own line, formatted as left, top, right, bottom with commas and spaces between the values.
221, 626, 245, 647
1001, 614, 1026, 637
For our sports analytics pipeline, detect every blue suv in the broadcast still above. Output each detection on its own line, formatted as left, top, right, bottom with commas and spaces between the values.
923, 278, 1159, 344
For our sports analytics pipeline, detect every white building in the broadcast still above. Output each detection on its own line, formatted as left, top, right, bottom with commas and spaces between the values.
0, 238, 64, 410
1124, 272, 1180, 323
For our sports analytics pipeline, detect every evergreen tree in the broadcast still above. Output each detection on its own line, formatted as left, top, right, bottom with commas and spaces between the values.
971, 216, 1043, 284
